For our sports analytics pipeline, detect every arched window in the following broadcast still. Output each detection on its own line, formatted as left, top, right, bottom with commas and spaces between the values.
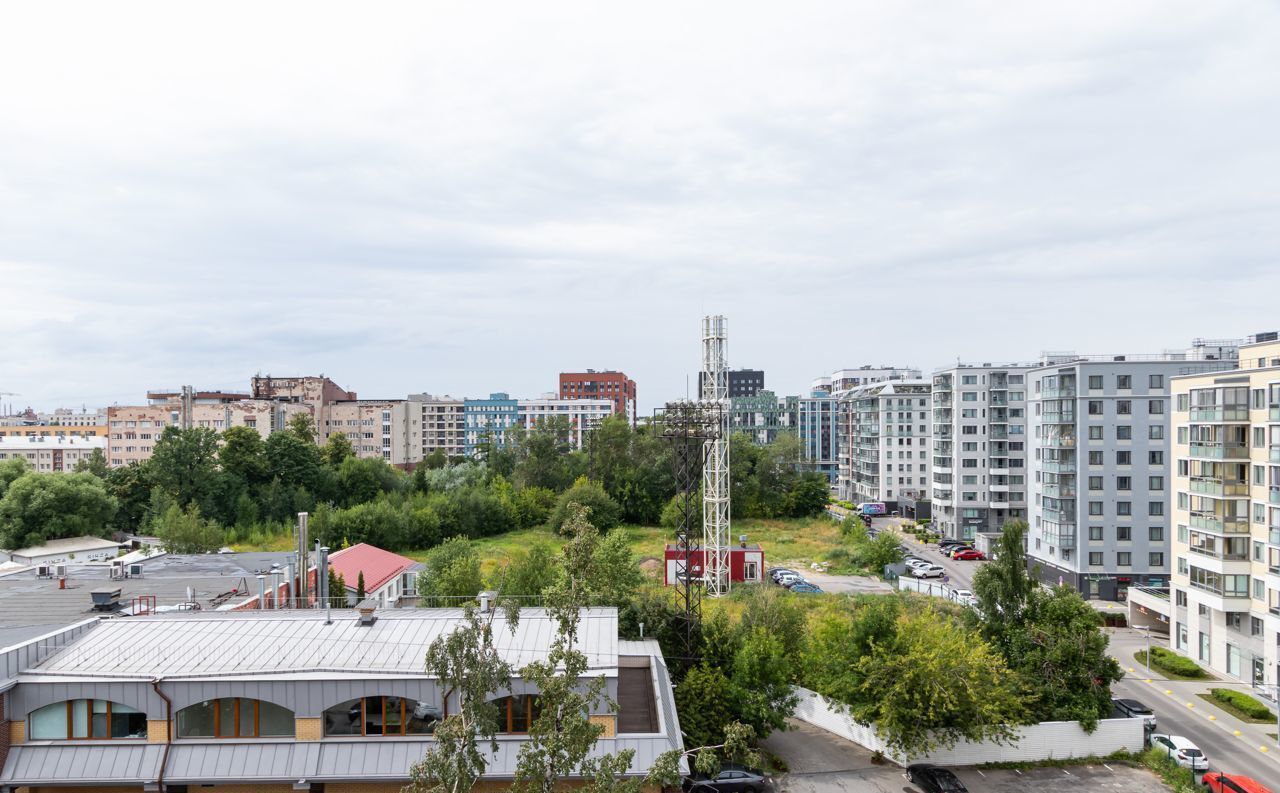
493, 695, 541, 734
28, 700, 147, 740
175, 698, 293, 738
323, 697, 441, 736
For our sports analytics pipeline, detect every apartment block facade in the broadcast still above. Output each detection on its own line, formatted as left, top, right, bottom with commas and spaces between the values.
559, 370, 637, 425
106, 399, 310, 467
799, 388, 840, 484
701, 368, 765, 398
838, 379, 932, 507
0, 435, 105, 472
322, 400, 418, 464
408, 393, 466, 460
1028, 351, 1237, 600
1167, 334, 1280, 690
727, 390, 798, 446
931, 364, 1034, 540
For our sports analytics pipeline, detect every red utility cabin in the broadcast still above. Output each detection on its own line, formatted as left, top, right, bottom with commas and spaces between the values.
663, 542, 765, 586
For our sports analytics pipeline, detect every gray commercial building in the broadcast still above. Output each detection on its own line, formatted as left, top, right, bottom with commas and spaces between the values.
931, 363, 1036, 540
1028, 341, 1241, 600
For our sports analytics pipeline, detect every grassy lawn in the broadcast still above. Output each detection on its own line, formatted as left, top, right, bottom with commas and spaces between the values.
1194, 692, 1275, 724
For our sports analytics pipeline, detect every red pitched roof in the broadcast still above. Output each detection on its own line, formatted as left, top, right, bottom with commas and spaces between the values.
329, 543, 416, 592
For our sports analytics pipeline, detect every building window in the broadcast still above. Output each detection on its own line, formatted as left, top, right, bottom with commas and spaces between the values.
1089, 375, 1103, 390
1089, 526, 1104, 541
323, 697, 441, 736
1149, 552, 1164, 568
1117, 375, 1132, 390
1089, 426, 1104, 440
1149, 525, 1164, 542
1117, 552, 1132, 567
494, 694, 542, 734
1117, 501, 1132, 516
1089, 451, 1104, 465
1149, 451, 1164, 465
1199, 632, 1209, 663
1117, 476, 1131, 491
1150, 374, 1164, 389
1149, 476, 1164, 491
1089, 552, 1103, 566
177, 698, 294, 738
1149, 502, 1164, 517
1148, 400, 1164, 415
1117, 400, 1131, 415
28, 700, 147, 740
1116, 425, 1132, 440
1117, 526, 1132, 541
1117, 451, 1131, 465
1088, 401, 1103, 415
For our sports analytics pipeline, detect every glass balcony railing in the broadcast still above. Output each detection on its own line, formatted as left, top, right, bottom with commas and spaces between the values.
1190, 512, 1250, 533
1042, 459, 1076, 474
1271, 445, 1280, 463
1189, 477, 1249, 497
1270, 406, 1280, 421
1041, 410, 1076, 424
1043, 483, 1076, 499
1043, 505, 1077, 523
1270, 528, 1280, 546
1188, 443, 1249, 459
1044, 435, 1077, 449
1042, 387, 1076, 399
1190, 407, 1250, 422
1271, 486, 1280, 505
990, 426, 1009, 440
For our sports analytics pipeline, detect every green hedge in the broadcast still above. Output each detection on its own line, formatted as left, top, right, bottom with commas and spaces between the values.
1211, 688, 1274, 720
1149, 646, 1207, 678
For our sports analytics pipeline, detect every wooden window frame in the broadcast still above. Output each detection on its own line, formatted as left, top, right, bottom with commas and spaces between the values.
49, 699, 142, 741
499, 695, 539, 735
209, 698, 260, 738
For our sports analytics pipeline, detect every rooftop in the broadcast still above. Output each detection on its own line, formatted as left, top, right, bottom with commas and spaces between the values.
3, 535, 122, 557
23, 607, 620, 680
329, 543, 416, 592
0, 435, 106, 449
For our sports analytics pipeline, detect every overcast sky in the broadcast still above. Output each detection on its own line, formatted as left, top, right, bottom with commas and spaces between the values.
2, 1, 1278, 414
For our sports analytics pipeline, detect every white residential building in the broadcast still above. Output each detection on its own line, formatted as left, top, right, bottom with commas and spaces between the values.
0, 435, 106, 472
838, 379, 932, 507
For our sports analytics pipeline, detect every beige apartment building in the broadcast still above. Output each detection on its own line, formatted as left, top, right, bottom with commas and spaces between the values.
107, 399, 311, 467
409, 393, 466, 459
322, 399, 419, 465
1167, 333, 1280, 693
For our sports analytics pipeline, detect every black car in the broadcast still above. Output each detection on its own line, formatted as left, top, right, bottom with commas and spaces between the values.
683, 763, 771, 793
906, 764, 967, 793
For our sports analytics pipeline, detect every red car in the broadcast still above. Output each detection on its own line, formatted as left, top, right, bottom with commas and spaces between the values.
952, 549, 985, 561
1203, 772, 1273, 793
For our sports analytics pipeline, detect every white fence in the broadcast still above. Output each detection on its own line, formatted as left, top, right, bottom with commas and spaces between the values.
793, 687, 1146, 766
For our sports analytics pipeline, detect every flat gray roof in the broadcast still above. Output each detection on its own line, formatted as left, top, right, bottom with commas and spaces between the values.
26, 608, 619, 679
0, 551, 296, 630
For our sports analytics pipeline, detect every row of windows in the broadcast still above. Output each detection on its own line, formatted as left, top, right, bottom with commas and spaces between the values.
27, 695, 542, 741
1086, 551, 1163, 567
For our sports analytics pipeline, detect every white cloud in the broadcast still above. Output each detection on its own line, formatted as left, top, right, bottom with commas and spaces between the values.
1, 0, 1278, 410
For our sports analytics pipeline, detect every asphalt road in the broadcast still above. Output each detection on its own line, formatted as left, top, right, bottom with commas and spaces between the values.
1108, 628, 1280, 783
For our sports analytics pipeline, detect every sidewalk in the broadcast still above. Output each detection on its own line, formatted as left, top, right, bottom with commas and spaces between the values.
1109, 627, 1280, 752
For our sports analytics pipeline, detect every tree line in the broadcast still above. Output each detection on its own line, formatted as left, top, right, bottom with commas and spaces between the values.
0, 413, 830, 552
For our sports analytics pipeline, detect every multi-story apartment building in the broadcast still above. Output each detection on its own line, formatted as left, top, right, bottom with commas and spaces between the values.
1167, 332, 1280, 689
0, 435, 106, 472
559, 370, 637, 425
701, 368, 765, 398
799, 388, 840, 484
519, 396, 614, 449
1028, 343, 1240, 600
322, 399, 419, 464
818, 366, 923, 398
107, 398, 310, 467
250, 375, 358, 438
408, 393, 466, 460
728, 390, 798, 446
0, 606, 683, 791
463, 393, 520, 456
0, 408, 108, 440
839, 379, 932, 507
931, 363, 1035, 540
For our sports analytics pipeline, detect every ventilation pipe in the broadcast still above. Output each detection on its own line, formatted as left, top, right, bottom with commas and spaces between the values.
257, 575, 266, 610
320, 546, 332, 625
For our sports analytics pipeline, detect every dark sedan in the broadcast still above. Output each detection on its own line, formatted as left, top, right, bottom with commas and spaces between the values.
906, 764, 967, 793
683, 763, 772, 793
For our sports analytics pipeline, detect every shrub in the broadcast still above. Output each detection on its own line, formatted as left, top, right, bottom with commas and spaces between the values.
1148, 646, 1207, 678
548, 477, 622, 534
1210, 688, 1274, 720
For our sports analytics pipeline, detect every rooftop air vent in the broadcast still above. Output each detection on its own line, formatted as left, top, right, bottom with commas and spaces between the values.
355, 599, 377, 626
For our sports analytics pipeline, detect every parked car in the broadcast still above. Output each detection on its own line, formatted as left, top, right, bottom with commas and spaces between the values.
776, 573, 804, 587
1111, 697, 1156, 730
904, 559, 930, 570
951, 589, 975, 605
943, 545, 973, 557
938, 539, 967, 548
769, 568, 799, 582
789, 582, 823, 594
1150, 734, 1208, 771
905, 764, 968, 793
952, 549, 985, 561
1203, 772, 1274, 793
912, 564, 946, 579
683, 763, 772, 793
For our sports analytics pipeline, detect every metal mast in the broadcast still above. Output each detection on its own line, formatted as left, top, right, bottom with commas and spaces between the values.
700, 315, 731, 598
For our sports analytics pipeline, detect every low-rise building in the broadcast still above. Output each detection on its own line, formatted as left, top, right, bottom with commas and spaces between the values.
0, 435, 106, 472
0, 606, 684, 791
327, 543, 420, 607
0, 536, 123, 567
0, 408, 108, 439
663, 541, 765, 586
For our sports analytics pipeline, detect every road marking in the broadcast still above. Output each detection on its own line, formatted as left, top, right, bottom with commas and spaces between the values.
1208, 715, 1216, 721
1102, 764, 1114, 771
1165, 689, 1173, 695
1127, 667, 1135, 673
1186, 702, 1195, 708
1143, 679, 1152, 683
975, 769, 985, 778
1262, 746, 1270, 753
1234, 730, 1242, 736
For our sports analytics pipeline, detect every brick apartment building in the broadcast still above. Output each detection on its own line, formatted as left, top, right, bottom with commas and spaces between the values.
559, 370, 637, 425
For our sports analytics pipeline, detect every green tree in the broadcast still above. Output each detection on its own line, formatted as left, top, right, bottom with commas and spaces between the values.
73, 448, 111, 479
847, 608, 1024, 756
512, 486, 556, 529
355, 570, 367, 602
219, 426, 268, 485
971, 519, 1037, 638
0, 472, 118, 549
494, 544, 560, 605
856, 531, 903, 572
512, 416, 574, 492
287, 412, 318, 443
104, 462, 153, 531
406, 601, 518, 793
738, 585, 808, 661
264, 431, 324, 504
336, 455, 403, 507
149, 426, 220, 507
729, 627, 798, 738
418, 536, 484, 607
153, 503, 224, 554
548, 478, 622, 534
320, 431, 355, 467
674, 662, 738, 748
785, 472, 830, 517
0, 458, 29, 497
328, 567, 348, 607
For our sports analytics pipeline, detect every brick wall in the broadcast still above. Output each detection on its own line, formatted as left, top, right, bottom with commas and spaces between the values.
9, 718, 25, 744
147, 719, 169, 742
0, 692, 9, 778
295, 717, 322, 741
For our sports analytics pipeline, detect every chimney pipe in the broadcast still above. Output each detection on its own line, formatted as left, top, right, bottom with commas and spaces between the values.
271, 570, 282, 609
257, 575, 266, 610
320, 546, 331, 624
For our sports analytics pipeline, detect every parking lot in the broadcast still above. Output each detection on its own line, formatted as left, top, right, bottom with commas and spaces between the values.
763, 720, 1173, 793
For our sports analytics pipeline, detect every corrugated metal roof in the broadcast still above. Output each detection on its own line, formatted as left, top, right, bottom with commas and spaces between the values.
0, 744, 164, 785
166, 742, 319, 782
29, 608, 618, 679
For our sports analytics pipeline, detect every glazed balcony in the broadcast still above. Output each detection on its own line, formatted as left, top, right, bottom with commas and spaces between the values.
1188, 477, 1249, 497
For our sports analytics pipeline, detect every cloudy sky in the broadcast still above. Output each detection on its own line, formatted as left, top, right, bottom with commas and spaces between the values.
2, 1, 1278, 414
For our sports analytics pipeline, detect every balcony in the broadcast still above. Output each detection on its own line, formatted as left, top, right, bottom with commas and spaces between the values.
1042, 458, 1076, 474
1188, 442, 1249, 460
990, 426, 1009, 440
1042, 387, 1076, 399
1049, 529, 1077, 549
1190, 512, 1250, 533
1043, 435, 1077, 449
1189, 477, 1249, 497
990, 396, 1009, 407
1271, 486, 1280, 505
1043, 504, 1077, 523
1271, 528, 1280, 546
1042, 483, 1076, 499
1041, 409, 1076, 424
1271, 445, 1280, 463
1270, 405, 1280, 422
1189, 407, 1250, 422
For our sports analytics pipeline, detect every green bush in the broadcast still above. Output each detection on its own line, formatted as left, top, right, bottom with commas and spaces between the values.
1148, 646, 1207, 678
1210, 688, 1274, 720
1138, 747, 1198, 793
